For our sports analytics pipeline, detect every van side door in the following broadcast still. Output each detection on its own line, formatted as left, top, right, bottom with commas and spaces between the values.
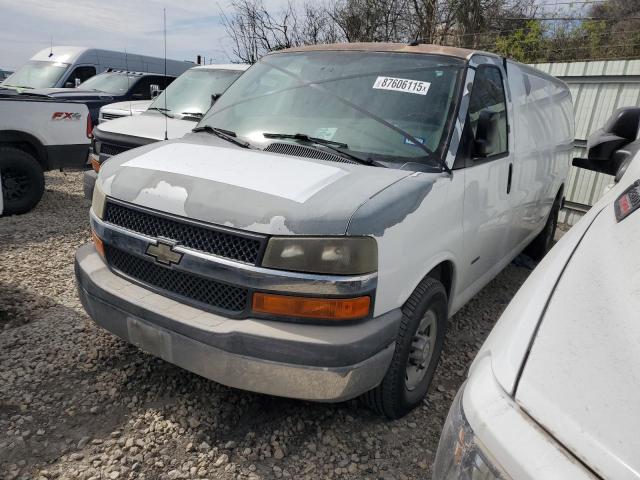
459, 64, 515, 293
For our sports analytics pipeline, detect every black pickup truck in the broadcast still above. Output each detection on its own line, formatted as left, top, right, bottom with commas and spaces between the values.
16, 70, 176, 125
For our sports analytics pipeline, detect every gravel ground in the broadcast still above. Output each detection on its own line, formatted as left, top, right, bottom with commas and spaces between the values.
1, 171, 549, 480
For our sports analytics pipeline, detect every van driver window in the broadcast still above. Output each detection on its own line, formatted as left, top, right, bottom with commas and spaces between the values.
71, 66, 96, 84
468, 66, 508, 156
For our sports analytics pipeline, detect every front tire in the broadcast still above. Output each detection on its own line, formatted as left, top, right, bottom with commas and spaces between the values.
0, 146, 45, 216
364, 277, 447, 419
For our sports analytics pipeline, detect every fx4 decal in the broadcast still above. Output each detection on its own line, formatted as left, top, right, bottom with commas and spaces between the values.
51, 112, 82, 121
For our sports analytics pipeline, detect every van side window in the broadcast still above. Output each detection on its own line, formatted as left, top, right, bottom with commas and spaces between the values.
70, 66, 96, 85
468, 66, 508, 157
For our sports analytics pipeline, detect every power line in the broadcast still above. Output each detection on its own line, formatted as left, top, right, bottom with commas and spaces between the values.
434, 25, 640, 41
502, 16, 640, 20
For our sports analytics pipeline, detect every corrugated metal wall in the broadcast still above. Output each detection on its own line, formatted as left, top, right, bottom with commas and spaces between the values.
530, 59, 640, 225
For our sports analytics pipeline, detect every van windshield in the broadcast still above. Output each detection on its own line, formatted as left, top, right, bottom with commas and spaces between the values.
198, 51, 464, 165
79, 73, 139, 94
149, 68, 244, 120
1, 61, 69, 89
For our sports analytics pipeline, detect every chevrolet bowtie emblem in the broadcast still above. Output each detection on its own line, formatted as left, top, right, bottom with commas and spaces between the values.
146, 240, 183, 266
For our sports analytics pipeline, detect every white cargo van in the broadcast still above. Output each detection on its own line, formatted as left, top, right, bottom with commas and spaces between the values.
434, 107, 640, 479
1, 46, 191, 90
76, 43, 573, 418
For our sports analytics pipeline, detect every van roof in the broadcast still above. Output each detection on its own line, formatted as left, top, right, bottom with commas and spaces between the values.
31, 46, 92, 63
273, 42, 499, 60
192, 64, 250, 72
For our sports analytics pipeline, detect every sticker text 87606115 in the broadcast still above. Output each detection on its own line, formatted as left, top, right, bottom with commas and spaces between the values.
373, 76, 430, 96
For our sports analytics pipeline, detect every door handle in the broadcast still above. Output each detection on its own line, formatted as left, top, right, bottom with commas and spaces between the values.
507, 163, 513, 194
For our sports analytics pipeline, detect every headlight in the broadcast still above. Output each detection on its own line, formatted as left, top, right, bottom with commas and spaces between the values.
92, 180, 107, 220
433, 385, 508, 479
261, 237, 377, 275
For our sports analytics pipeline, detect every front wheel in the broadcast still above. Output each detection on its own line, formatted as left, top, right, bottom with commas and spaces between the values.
0, 146, 45, 216
363, 277, 447, 419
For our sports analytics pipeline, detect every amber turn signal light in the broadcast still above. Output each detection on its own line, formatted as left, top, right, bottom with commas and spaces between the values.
90, 156, 101, 173
252, 293, 370, 321
91, 229, 105, 258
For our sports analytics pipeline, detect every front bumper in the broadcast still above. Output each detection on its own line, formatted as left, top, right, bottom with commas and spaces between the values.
75, 244, 399, 402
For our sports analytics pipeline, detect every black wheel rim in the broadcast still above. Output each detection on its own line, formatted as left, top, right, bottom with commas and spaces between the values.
1, 168, 31, 202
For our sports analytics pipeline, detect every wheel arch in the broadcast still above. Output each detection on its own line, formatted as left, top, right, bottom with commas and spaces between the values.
425, 260, 454, 300
0, 130, 49, 170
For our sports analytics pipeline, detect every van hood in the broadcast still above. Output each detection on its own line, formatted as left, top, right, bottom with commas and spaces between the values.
95, 114, 194, 142
98, 136, 413, 235
515, 194, 640, 479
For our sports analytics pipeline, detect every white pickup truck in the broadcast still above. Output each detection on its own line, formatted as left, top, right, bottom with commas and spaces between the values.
0, 95, 90, 215
76, 43, 573, 418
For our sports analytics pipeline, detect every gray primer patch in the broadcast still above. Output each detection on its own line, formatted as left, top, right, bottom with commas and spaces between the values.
99, 135, 413, 236
347, 173, 441, 236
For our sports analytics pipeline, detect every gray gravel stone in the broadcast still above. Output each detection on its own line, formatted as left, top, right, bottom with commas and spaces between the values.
0, 171, 549, 479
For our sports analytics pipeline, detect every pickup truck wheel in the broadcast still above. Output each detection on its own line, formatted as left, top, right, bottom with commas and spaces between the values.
525, 196, 561, 261
0, 147, 45, 216
363, 277, 447, 419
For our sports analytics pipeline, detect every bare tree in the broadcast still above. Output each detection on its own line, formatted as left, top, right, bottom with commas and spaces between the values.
220, 0, 302, 63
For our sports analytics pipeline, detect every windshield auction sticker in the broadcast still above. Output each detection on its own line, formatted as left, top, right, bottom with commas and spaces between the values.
373, 77, 430, 95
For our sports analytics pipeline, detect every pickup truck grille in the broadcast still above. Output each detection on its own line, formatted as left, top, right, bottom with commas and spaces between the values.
105, 245, 248, 314
104, 201, 265, 265
99, 143, 130, 157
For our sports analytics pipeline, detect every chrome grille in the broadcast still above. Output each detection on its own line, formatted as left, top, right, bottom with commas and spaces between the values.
99, 143, 130, 156
104, 201, 264, 264
105, 245, 248, 314
265, 143, 357, 164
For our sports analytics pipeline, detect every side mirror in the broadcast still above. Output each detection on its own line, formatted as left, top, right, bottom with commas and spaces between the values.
473, 110, 498, 158
211, 93, 222, 106
150, 84, 160, 98
75, 78, 82, 87
573, 107, 640, 175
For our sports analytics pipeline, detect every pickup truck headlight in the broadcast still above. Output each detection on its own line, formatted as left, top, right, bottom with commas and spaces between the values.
261, 237, 377, 275
92, 180, 106, 220
433, 386, 508, 479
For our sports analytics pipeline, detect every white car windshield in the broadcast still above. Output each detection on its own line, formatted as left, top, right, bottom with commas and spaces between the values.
1, 61, 69, 89
79, 73, 138, 94
149, 68, 244, 120
198, 51, 464, 164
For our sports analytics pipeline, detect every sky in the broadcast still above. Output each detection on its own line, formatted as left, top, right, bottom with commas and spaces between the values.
0, 0, 285, 70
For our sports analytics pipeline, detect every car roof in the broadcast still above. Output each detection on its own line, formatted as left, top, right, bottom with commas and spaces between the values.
191, 64, 250, 72
272, 42, 499, 60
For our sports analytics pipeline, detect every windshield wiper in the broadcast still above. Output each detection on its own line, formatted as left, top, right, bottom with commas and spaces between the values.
263, 132, 379, 166
264, 132, 347, 148
192, 125, 250, 148
181, 111, 203, 118
147, 106, 173, 118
